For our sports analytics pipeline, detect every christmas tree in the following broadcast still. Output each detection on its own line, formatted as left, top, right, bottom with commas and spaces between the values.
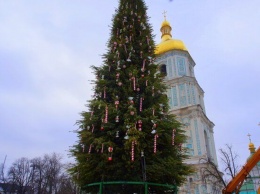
70, 0, 192, 193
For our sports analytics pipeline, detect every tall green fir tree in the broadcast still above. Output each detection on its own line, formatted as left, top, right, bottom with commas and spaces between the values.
70, 0, 193, 193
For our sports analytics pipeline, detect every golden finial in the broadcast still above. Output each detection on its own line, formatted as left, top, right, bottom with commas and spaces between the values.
248, 133, 256, 153
162, 10, 167, 21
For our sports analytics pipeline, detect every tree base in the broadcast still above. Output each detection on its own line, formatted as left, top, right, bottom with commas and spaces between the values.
82, 181, 177, 194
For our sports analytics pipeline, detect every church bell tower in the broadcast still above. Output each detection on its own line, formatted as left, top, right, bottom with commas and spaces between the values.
155, 17, 219, 193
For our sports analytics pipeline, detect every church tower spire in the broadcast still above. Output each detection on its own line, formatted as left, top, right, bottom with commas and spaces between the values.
155, 16, 187, 55
160, 11, 172, 39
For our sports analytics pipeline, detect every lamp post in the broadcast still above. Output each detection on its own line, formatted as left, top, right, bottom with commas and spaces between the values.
141, 150, 146, 182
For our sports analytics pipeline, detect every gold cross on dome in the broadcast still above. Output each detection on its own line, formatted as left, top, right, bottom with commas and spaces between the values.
247, 133, 252, 143
162, 10, 167, 20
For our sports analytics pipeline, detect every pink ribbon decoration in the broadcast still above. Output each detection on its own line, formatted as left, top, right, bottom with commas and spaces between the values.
104, 106, 108, 123
88, 144, 92, 154
154, 134, 159, 153
172, 129, 176, 145
139, 97, 143, 112
133, 77, 136, 91
104, 87, 106, 99
142, 59, 146, 71
131, 141, 135, 161
101, 143, 104, 153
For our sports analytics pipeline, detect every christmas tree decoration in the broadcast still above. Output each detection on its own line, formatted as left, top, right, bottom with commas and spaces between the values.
88, 144, 92, 154
124, 134, 129, 140
154, 134, 159, 153
141, 150, 144, 157
151, 120, 157, 134
172, 129, 176, 145
116, 73, 120, 81
131, 141, 135, 161
159, 103, 164, 114
142, 59, 146, 71
108, 146, 113, 161
70, 0, 192, 192
115, 96, 120, 109
91, 125, 94, 133
137, 120, 142, 131
101, 143, 104, 153
103, 87, 106, 99
104, 106, 108, 123
139, 97, 143, 112
90, 111, 94, 120
132, 77, 136, 90
128, 97, 134, 104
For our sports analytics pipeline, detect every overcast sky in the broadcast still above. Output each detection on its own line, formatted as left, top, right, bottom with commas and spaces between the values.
1, 0, 260, 170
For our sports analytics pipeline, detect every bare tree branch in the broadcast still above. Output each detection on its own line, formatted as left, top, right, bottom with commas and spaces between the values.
199, 144, 240, 193
0, 155, 7, 184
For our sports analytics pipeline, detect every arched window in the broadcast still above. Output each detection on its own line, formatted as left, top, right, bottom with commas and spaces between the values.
160, 64, 167, 76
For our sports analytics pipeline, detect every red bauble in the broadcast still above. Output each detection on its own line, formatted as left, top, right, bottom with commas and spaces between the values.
108, 147, 113, 153
108, 157, 112, 161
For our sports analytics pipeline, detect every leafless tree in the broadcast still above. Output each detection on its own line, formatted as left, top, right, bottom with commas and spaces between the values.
8, 157, 34, 194
3, 153, 79, 194
41, 153, 63, 193
0, 155, 7, 183
0, 155, 9, 194
200, 144, 240, 193
219, 144, 240, 181
29, 157, 45, 194
56, 170, 80, 194
30, 153, 79, 194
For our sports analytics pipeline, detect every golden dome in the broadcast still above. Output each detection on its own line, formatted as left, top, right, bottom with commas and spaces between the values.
249, 142, 256, 153
161, 20, 171, 28
249, 142, 254, 148
155, 20, 187, 55
155, 36, 187, 55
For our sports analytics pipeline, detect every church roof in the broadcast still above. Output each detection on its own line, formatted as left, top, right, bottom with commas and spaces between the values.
155, 19, 187, 55
239, 179, 257, 194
